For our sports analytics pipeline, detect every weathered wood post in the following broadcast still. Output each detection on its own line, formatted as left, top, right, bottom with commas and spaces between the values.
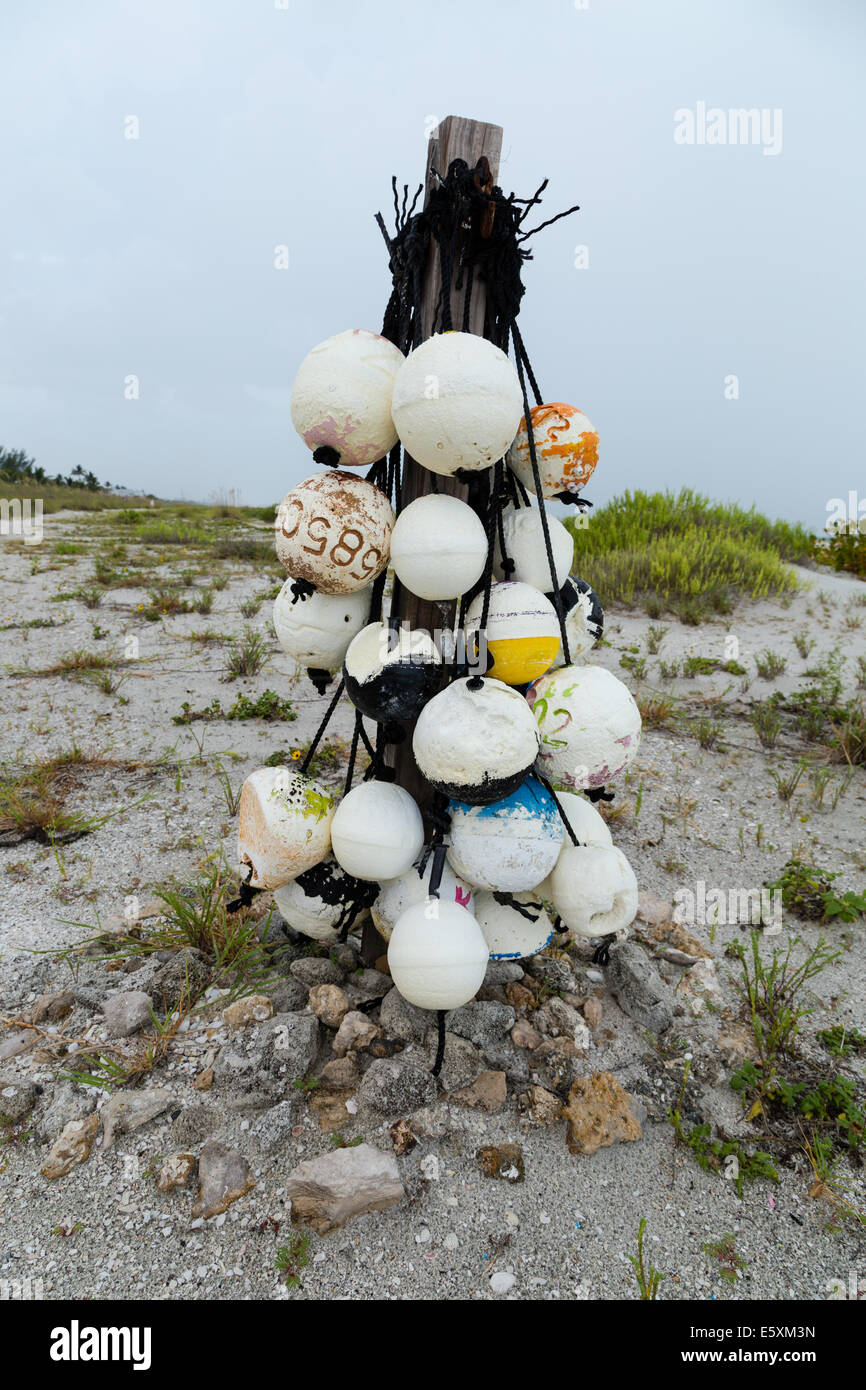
360, 116, 503, 966
389, 115, 503, 809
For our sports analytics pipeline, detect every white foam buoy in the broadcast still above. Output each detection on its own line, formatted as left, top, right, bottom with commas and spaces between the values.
446, 775, 563, 892
507, 401, 599, 500
371, 854, 474, 942
527, 664, 641, 791
273, 854, 375, 943
391, 332, 523, 475
535, 791, 612, 900
474, 889, 555, 960
387, 898, 489, 1010
547, 842, 638, 938
273, 579, 370, 671
330, 781, 424, 881
290, 329, 404, 468
465, 581, 560, 686
390, 493, 488, 600
547, 576, 604, 668
237, 767, 334, 890
275, 471, 394, 594
413, 676, 540, 804
494, 505, 573, 592
343, 621, 442, 723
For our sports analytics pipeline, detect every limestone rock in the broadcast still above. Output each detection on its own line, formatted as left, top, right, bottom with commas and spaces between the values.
332, 1010, 380, 1057
192, 1140, 255, 1219
250, 1100, 299, 1154
524, 955, 575, 991
717, 1026, 758, 1067
534, 997, 591, 1049
424, 1033, 484, 1092
519, 1084, 564, 1126
511, 1018, 543, 1050
676, 958, 722, 1017
308, 984, 350, 1030
319, 1056, 360, 1088
476, 1142, 524, 1182
345, 968, 392, 1006
563, 1072, 642, 1155
101, 990, 153, 1038
266, 978, 308, 1014
290, 957, 344, 988
223, 995, 274, 1029
582, 996, 603, 1031
172, 1104, 220, 1148
636, 890, 672, 926
101, 1087, 173, 1150
41, 1113, 99, 1179
0, 1030, 36, 1063
445, 1001, 515, 1049
157, 1152, 196, 1192
358, 1057, 436, 1115
638, 918, 712, 960
450, 1070, 507, 1112
148, 948, 210, 1010
0, 1073, 38, 1121
286, 1142, 404, 1235
378, 987, 430, 1043
607, 942, 674, 1033
504, 981, 535, 1013
258, 1012, 320, 1082
484, 960, 524, 986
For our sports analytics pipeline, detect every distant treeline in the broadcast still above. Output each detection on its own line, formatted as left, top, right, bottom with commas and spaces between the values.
0, 445, 117, 492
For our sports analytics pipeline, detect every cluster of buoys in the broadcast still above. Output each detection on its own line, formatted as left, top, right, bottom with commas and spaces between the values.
234, 324, 639, 1016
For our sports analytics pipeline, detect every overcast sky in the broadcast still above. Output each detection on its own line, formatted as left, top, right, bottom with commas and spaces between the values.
1, 0, 863, 528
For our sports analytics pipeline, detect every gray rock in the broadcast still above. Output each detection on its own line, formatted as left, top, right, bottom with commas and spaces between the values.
445, 1001, 515, 1049
0, 1074, 38, 1121
290, 957, 344, 988
358, 1057, 437, 1115
192, 1140, 255, 1219
286, 1143, 403, 1234
333, 943, 362, 972
483, 960, 525, 986
249, 1099, 298, 1154
101, 1087, 173, 1149
266, 978, 308, 1014
0, 1030, 36, 1063
345, 968, 392, 1006
378, 987, 431, 1043
171, 1104, 221, 1148
534, 997, 592, 1050
259, 1012, 320, 1082
259, 913, 301, 948
143, 948, 210, 1010
525, 954, 575, 991
607, 942, 674, 1034
483, 1041, 530, 1085
424, 1033, 485, 1092
37, 1081, 97, 1141
101, 990, 153, 1038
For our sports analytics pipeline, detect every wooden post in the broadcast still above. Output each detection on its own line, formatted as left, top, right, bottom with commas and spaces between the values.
389, 114, 504, 815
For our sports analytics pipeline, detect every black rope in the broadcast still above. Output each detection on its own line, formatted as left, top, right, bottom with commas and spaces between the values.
290, 578, 316, 604
586, 785, 615, 804
592, 933, 617, 966
534, 770, 580, 848
511, 323, 572, 666
227, 864, 260, 915
300, 678, 345, 776
344, 711, 364, 796
431, 1009, 447, 1078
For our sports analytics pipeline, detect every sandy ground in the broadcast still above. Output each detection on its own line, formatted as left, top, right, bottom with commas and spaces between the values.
1, 510, 864, 1302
